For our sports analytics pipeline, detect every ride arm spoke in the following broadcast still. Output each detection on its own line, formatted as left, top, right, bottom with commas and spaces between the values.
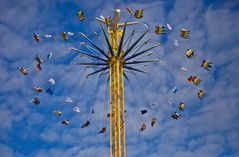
87, 66, 109, 77
125, 44, 160, 61
124, 65, 148, 75
117, 22, 127, 57
123, 29, 149, 58
74, 62, 108, 66
100, 23, 114, 57
80, 33, 109, 59
125, 59, 159, 65
70, 47, 107, 62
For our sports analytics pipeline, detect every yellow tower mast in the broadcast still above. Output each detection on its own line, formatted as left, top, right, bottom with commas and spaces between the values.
108, 25, 126, 157
89, 9, 149, 157
97, 10, 139, 157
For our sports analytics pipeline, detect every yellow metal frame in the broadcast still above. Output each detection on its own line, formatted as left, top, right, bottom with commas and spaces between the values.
108, 25, 126, 157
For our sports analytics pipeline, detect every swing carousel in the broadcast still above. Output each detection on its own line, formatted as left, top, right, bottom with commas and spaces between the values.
18, 6, 213, 157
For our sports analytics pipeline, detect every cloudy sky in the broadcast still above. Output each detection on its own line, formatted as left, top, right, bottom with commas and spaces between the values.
0, 0, 239, 157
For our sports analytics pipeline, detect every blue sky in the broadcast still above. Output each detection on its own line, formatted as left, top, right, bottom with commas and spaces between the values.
0, 0, 239, 157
